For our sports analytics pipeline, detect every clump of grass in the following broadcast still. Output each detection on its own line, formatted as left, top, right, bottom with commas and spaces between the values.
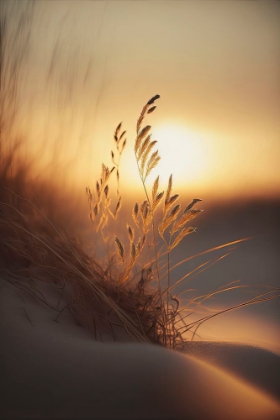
85, 95, 280, 348
85, 95, 204, 346
1, 95, 279, 349
4, 2, 275, 347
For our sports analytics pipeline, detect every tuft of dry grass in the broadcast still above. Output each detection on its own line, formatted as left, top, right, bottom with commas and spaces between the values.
84, 95, 280, 348
0, 94, 279, 349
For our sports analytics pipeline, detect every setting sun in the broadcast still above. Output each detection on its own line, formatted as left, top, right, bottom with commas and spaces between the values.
151, 123, 210, 185
122, 122, 211, 193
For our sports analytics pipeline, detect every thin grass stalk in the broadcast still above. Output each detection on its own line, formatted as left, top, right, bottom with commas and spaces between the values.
188, 290, 280, 341
134, 96, 167, 343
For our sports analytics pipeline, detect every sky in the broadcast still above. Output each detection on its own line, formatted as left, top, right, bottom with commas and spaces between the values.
5, 1, 280, 200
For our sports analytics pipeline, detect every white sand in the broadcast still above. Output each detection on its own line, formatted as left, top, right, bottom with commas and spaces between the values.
1, 276, 279, 420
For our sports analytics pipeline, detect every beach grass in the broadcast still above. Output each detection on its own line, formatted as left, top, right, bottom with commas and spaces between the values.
1, 94, 279, 349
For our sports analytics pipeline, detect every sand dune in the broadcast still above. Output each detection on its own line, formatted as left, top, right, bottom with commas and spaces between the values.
179, 341, 280, 401
1, 276, 279, 420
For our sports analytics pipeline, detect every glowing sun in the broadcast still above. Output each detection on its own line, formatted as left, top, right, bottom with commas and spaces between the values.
148, 123, 209, 187
123, 123, 211, 193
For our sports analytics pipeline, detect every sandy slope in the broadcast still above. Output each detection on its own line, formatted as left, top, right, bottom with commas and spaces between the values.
0, 276, 279, 420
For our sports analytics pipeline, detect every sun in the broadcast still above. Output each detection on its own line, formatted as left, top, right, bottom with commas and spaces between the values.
146, 123, 210, 188
122, 122, 211, 194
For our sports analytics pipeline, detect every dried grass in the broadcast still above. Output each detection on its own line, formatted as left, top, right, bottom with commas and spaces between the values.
83, 95, 280, 347
0, 95, 279, 349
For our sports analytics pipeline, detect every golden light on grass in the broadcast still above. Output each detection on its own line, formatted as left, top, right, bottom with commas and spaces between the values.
83, 95, 279, 348
1, 83, 279, 349
121, 122, 212, 194
150, 123, 210, 186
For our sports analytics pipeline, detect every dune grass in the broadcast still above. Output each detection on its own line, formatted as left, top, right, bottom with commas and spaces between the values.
0, 95, 279, 349
1, 2, 279, 350
84, 94, 280, 347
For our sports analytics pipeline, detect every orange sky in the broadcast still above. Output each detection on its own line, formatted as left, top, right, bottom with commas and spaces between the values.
7, 1, 280, 200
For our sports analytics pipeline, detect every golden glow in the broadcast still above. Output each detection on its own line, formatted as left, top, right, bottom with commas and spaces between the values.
120, 123, 212, 193
151, 124, 210, 186
8, 1, 280, 199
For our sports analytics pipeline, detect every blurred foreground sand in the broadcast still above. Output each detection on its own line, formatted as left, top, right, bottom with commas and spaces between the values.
1, 275, 279, 420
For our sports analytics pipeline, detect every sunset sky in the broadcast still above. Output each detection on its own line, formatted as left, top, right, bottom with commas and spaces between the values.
9, 1, 280, 200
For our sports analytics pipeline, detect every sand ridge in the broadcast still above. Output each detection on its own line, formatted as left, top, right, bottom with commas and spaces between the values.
1, 276, 279, 420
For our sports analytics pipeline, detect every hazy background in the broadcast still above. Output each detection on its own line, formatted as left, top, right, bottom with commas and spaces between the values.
2, 1, 279, 351
6, 0, 280, 198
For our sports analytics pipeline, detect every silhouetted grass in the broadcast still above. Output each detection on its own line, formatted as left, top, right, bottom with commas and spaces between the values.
0, 12, 279, 350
